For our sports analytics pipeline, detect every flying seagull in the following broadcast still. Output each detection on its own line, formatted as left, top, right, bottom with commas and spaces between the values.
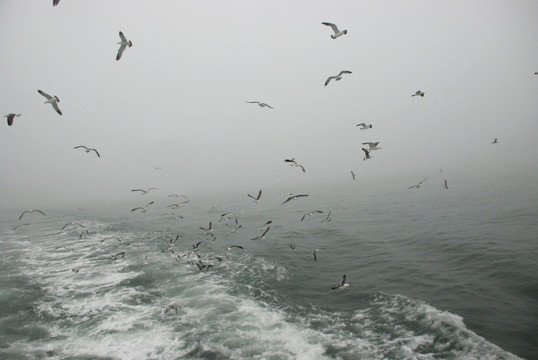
351, 171, 356, 181
284, 158, 305, 172
247, 189, 262, 203
131, 188, 158, 195
321, 22, 348, 39
408, 178, 428, 189
282, 193, 309, 205
74, 145, 100, 158
167, 200, 190, 210
313, 248, 325, 261
289, 244, 296, 251
301, 210, 324, 222
245, 101, 273, 109
116, 31, 133, 61
325, 70, 352, 86
362, 142, 382, 151
112, 252, 125, 260
38, 90, 62, 115
412, 90, 425, 97
226, 245, 244, 252
492, 138, 498, 144
19, 209, 47, 220
4, 113, 21, 126
131, 201, 154, 213
331, 275, 349, 290
356, 123, 372, 130
261, 221, 272, 231
443, 179, 448, 189
61, 222, 86, 230
168, 193, 189, 200
362, 148, 372, 161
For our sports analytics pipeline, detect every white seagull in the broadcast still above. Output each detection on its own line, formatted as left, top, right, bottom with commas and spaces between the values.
362, 148, 372, 161
408, 178, 428, 189
282, 193, 309, 205
412, 90, 425, 97
321, 210, 332, 223
331, 275, 350, 290
131, 188, 158, 195
245, 101, 274, 109
247, 189, 262, 203
38, 90, 62, 115
19, 209, 47, 220
4, 113, 21, 126
116, 31, 133, 61
321, 22, 348, 39
325, 70, 352, 86
284, 158, 305, 172
301, 210, 324, 222
74, 145, 100, 158
362, 142, 382, 151
131, 201, 154, 213
356, 123, 372, 130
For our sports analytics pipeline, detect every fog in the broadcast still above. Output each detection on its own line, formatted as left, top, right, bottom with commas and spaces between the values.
1, 0, 537, 211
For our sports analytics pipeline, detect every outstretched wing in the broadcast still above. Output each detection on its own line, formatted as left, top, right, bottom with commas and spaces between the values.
38, 90, 52, 100
338, 70, 352, 76
116, 44, 127, 61
321, 22, 339, 34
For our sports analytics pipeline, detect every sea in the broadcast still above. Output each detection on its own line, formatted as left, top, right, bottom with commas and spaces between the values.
1, 178, 536, 360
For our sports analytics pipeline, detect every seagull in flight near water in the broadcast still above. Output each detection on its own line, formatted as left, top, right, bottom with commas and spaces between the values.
408, 178, 428, 189
131, 201, 154, 213
4, 113, 21, 126
74, 145, 100, 158
247, 189, 262, 203
116, 31, 133, 61
325, 70, 352, 86
321, 22, 348, 39
282, 193, 309, 205
245, 101, 274, 109
38, 90, 62, 115
19, 209, 47, 220
331, 275, 350, 290
131, 188, 158, 195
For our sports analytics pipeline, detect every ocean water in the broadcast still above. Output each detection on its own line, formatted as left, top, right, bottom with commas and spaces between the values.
1, 180, 536, 360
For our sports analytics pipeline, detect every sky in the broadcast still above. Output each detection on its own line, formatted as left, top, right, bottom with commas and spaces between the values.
1, 0, 537, 211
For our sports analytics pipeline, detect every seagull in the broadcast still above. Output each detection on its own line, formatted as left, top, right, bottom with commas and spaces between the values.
331, 275, 349, 290
284, 158, 305, 172
112, 252, 125, 260
282, 193, 309, 205
200, 222, 213, 235
4, 113, 21, 126
245, 101, 273, 109
321, 210, 332, 223
38, 90, 62, 115
313, 248, 325, 261
192, 241, 202, 251
168, 193, 189, 200
356, 123, 372, 130
321, 22, 348, 39
19, 209, 46, 220
247, 189, 262, 203
219, 212, 238, 224
251, 227, 270, 240
116, 31, 133, 61
300, 210, 324, 222
131, 188, 158, 195
167, 200, 190, 209
362, 142, 382, 151
61, 222, 86, 230
225, 224, 242, 237
362, 148, 372, 161
443, 179, 448, 189
74, 145, 100, 158
492, 138, 498, 144
351, 171, 356, 181
325, 70, 352, 86
99, 236, 121, 244
131, 201, 154, 213
412, 90, 425, 97
53, 0, 60, 6
289, 244, 296, 251
408, 178, 428, 189
226, 245, 244, 252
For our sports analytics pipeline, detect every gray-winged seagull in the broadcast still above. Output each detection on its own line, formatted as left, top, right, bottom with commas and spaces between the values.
321, 22, 347, 39
116, 31, 133, 61
325, 70, 352, 86
38, 90, 62, 115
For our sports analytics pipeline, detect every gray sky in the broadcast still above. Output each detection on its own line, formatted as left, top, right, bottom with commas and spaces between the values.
1, 1, 537, 210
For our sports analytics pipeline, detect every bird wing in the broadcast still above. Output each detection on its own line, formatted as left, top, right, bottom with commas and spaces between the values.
338, 70, 352, 76
297, 164, 306, 172
51, 101, 62, 115
264, 104, 274, 109
341, 275, 347, 286
74, 145, 88, 150
7, 114, 14, 126
356, 123, 366, 127
116, 44, 127, 61
362, 142, 374, 146
119, 31, 127, 43
300, 214, 307, 222
325, 76, 336, 86
418, 178, 428, 185
38, 90, 52, 100
321, 22, 339, 34
245, 101, 260, 104
247, 193, 257, 200
362, 148, 370, 156
256, 189, 262, 200
91, 149, 101, 158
